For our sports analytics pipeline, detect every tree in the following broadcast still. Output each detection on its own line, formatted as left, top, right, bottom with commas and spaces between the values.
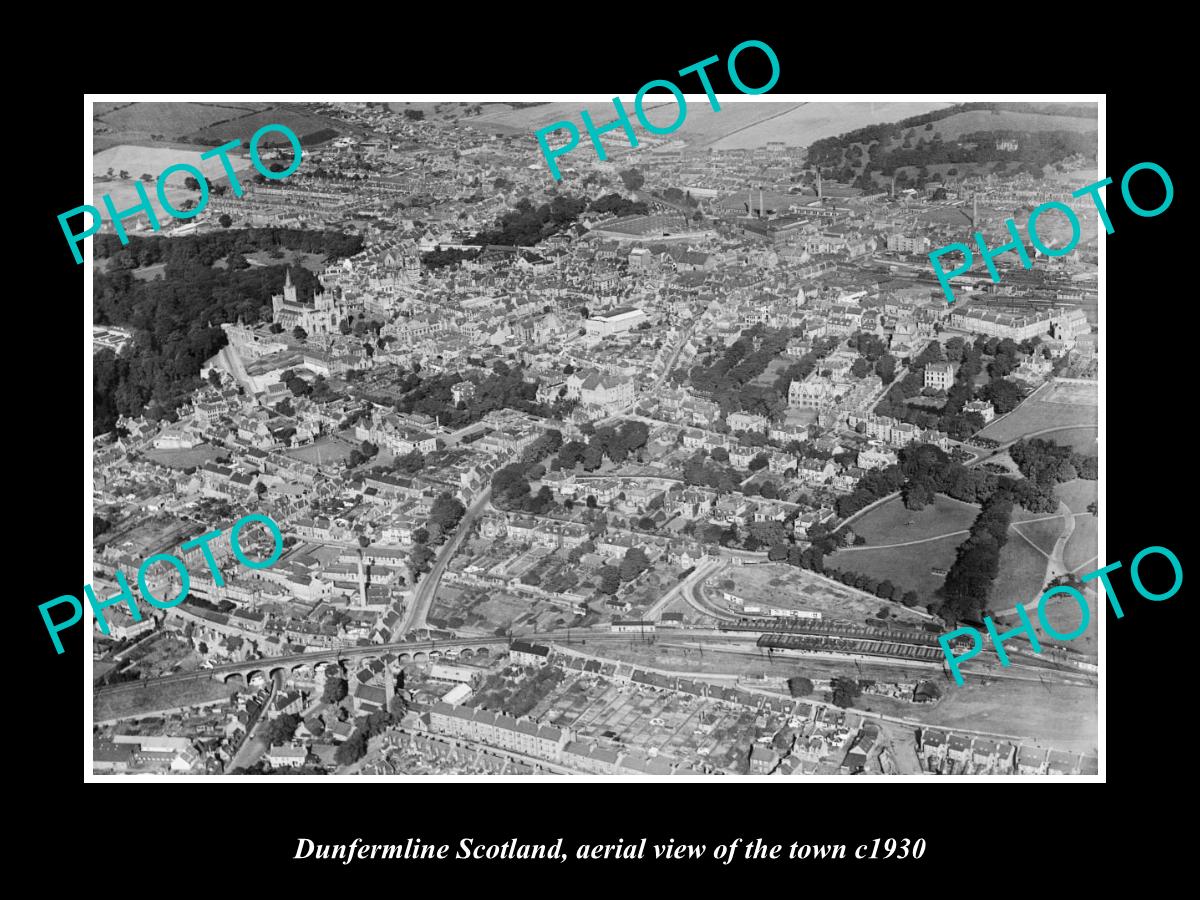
979, 378, 1025, 414
218, 213, 232, 228
430, 493, 466, 532
875, 353, 897, 385
292, 326, 308, 341
851, 357, 871, 379
262, 712, 301, 746
619, 547, 651, 582
410, 543, 435, 576
830, 677, 862, 709
901, 590, 919, 608
322, 676, 348, 704
598, 567, 621, 594
184, 176, 201, 191
903, 480, 933, 510
618, 168, 644, 191
334, 730, 368, 766
787, 676, 814, 698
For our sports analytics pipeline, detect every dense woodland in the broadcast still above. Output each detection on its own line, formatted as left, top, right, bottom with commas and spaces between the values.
92, 229, 363, 435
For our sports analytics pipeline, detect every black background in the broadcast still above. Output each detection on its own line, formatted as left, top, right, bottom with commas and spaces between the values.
19, 28, 1188, 885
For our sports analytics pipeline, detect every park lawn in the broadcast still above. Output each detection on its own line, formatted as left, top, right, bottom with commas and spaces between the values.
1043, 426, 1098, 454
990, 533, 1050, 611
978, 386, 1097, 444
850, 494, 980, 545
1009, 516, 1063, 557
94, 677, 237, 723
1057, 479, 1097, 515
244, 249, 327, 271
1065, 516, 1099, 573
829, 533, 965, 601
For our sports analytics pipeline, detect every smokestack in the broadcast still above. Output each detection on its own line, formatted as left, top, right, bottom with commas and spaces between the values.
817, 170, 822, 199
973, 193, 978, 227
356, 550, 367, 608
760, 189, 765, 219
747, 186, 752, 216
891, 175, 895, 198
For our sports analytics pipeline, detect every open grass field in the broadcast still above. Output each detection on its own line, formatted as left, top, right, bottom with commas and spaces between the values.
96, 101, 266, 138
829, 534, 964, 602
850, 494, 980, 545
914, 677, 1097, 751
143, 443, 225, 469
244, 249, 327, 271
93, 144, 257, 227
283, 435, 355, 466
1042, 425, 1098, 453
979, 381, 1097, 443
1057, 479, 1097, 514
926, 109, 1096, 141
707, 101, 956, 150
992, 532, 1050, 610
1065, 516, 1099, 573
190, 107, 350, 146
1009, 516, 1063, 557
469, 101, 957, 152
94, 677, 237, 723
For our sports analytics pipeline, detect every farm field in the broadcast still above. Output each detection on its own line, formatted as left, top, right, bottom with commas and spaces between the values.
707, 101, 956, 150
189, 107, 349, 146
96, 101, 266, 138
828, 534, 964, 604
849, 494, 979, 545
470, 100, 957, 153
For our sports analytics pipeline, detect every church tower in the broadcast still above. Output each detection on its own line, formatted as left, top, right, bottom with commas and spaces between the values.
283, 267, 298, 305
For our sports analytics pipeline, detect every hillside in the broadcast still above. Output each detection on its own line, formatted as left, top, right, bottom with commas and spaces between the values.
466, 100, 958, 153
807, 102, 1097, 189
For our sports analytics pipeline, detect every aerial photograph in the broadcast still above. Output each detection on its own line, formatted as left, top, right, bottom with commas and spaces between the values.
87, 97, 1100, 777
